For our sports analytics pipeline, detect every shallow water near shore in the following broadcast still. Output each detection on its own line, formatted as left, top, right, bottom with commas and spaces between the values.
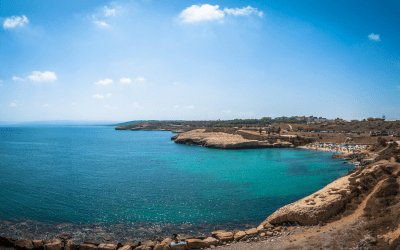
0, 126, 350, 240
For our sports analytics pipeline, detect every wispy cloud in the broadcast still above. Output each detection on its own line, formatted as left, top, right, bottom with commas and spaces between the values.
119, 78, 132, 84
12, 76, 24, 81
95, 78, 113, 85
134, 77, 145, 82
8, 103, 18, 107
28, 71, 57, 82
222, 110, 232, 114
173, 82, 180, 85
93, 94, 105, 99
42, 104, 50, 107
368, 33, 381, 41
186, 105, 195, 109
104, 6, 116, 17
180, 4, 263, 23
93, 20, 109, 27
3, 15, 29, 29
174, 105, 179, 108
106, 93, 112, 98
224, 6, 263, 17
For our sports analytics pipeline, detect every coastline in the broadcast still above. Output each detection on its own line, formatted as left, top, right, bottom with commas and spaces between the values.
2, 129, 397, 249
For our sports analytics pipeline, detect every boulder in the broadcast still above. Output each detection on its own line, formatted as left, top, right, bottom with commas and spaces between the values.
0, 235, 17, 247
57, 234, 72, 241
274, 226, 282, 232
266, 232, 274, 236
170, 242, 187, 250
233, 231, 246, 241
245, 228, 258, 237
15, 239, 34, 250
64, 240, 78, 250
96, 244, 117, 250
153, 243, 167, 250
79, 244, 97, 250
32, 240, 44, 250
256, 225, 265, 233
135, 246, 151, 250
45, 239, 62, 250
176, 234, 191, 242
203, 237, 218, 246
118, 246, 131, 250
141, 240, 156, 248
84, 241, 100, 246
215, 232, 233, 241
161, 238, 172, 245
211, 230, 226, 238
185, 239, 208, 249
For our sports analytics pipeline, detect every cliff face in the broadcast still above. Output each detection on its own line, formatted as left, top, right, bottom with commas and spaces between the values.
171, 129, 294, 149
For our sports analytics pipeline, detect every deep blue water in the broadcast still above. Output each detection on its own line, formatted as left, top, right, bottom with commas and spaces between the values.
0, 126, 349, 229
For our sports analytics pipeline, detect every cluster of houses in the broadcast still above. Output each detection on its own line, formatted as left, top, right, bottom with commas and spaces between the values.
262, 116, 389, 124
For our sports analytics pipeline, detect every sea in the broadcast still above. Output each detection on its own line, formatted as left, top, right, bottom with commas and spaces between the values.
0, 125, 350, 241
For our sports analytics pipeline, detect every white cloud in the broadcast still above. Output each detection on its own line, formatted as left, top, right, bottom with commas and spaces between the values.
173, 82, 180, 85
93, 94, 105, 99
224, 6, 263, 17
134, 77, 145, 82
180, 4, 225, 23
180, 4, 263, 23
12, 76, 24, 81
93, 21, 109, 27
3, 15, 29, 29
368, 33, 380, 41
120, 78, 132, 84
95, 78, 113, 85
9, 103, 18, 107
42, 104, 50, 107
28, 71, 57, 82
104, 6, 116, 16
0, 80, 3, 83
71, 103, 76, 106
106, 93, 112, 98
222, 110, 232, 114
174, 105, 179, 108
104, 105, 117, 109
186, 105, 195, 109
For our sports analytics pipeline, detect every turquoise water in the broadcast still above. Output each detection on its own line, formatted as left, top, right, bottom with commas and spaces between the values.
0, 126, 348, 228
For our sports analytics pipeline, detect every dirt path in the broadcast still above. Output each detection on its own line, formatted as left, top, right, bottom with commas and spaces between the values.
216, 179, 386, 250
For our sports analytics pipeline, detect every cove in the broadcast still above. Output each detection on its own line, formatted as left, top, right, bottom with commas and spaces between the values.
0, 126, 349, 231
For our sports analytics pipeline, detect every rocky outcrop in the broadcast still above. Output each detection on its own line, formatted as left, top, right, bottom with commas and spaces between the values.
172, 129, 293, 149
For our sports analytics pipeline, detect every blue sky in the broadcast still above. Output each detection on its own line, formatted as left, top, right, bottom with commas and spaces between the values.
0, 0, 399, 122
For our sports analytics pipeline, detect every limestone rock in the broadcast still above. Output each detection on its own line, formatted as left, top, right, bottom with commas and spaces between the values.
185, 239, 208, 249
32, 240, 44, 250
96, 243, 117, 250
215, 232, 233, 241
135, 246, 151, 250
176, 234, 191, 242
84, 241, 100, 246
118, 246, 131, 250
45, 239, 62, 250
57, 234, 72, 240
203, 237, 218, 246
211, 230, 226, 237
15, 239, 34, 250
170, 243, 187, 250
79, 244, 97, 250
141, 240, 156, 248
233, 231, 246, 241
245, 228, 258, 237
274, 226, 282, 232
64, 240, 78, 250
256, 225, 265, 233
161, 238, 172, 245
153, 243, 166, 250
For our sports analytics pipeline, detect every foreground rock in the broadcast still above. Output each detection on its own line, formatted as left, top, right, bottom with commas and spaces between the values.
172, 129, 293, 149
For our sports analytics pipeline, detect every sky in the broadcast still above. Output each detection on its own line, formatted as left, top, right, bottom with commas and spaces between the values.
0, 0, 399, 122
